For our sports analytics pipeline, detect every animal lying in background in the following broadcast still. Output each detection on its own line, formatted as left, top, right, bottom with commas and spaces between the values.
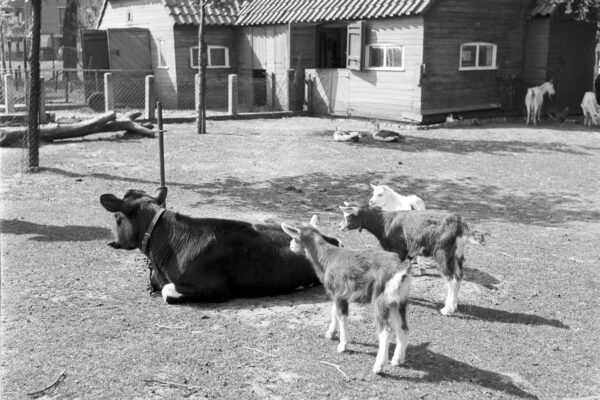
525, 80, 555, 126
100, 187, 340, 304
333, 127, 361, 142
372, 122, 405, 142
369, 184, 426, 211
281, 215, 412, 374
368, 184, 428, 273
339, 205, 471, 316
580, 92, 600, 126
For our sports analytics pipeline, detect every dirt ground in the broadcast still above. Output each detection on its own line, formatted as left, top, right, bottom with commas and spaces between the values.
1, 116, 599, 399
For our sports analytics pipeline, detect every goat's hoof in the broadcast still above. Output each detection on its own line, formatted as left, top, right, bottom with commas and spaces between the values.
372, 364, 384, 374
440, 306, 455, 316
391, 357, 405, 367
337, 343, 347, 353
325, 330, 335, 340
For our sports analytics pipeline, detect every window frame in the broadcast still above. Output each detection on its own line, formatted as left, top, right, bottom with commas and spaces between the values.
458, 42, 497, 71
190, 45, 230, 69
365, 43, 405, 71
157, 38, 168, 69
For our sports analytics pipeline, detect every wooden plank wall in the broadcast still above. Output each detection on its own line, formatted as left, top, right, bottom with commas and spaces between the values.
523, 18, 550, 88
422, 0, 529, 115
174, 25, 238, 108
348, 17, 424, 121
238, 25, 289, 75
547, 14, 596, 113
99, 0, 177, 107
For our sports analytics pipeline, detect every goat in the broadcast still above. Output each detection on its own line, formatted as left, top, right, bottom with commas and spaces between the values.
368, 184, 426, 211
525, 80, 555, 126
281, 216, 412, 374
368, 184, 429, 275
339, 205, 469, 316
580, 91, 600, 127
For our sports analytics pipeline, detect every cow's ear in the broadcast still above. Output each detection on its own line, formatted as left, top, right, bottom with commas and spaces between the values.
154, 186, 168, 205
309, 215, 318, 227
281, 223, 300, 239
339, 206, 359, 215
100, 194, 124, 212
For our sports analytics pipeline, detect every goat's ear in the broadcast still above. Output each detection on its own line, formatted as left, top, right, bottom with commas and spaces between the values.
154, 186, 168, 206
100, 194, 124, 213
309, 215, 318, 227
339, 206, 358, 215
281, 223, 300, 239
370, 183, 378, 190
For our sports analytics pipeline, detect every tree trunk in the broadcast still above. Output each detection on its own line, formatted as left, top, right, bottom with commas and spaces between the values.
26, 0, 41, 172
62, 0, 78, 80
196, 0, 207, 134
0, 111, 155, 146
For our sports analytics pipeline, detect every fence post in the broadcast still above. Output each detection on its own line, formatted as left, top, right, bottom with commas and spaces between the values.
286, 69, 295, 111
228, 74, 238, 116
38, 77, 46, 124
145, 75, 155, 120
306, 77, 313, 115
104, 72, 114, 112
266, 72, 274, 107
4, 74, 14, 113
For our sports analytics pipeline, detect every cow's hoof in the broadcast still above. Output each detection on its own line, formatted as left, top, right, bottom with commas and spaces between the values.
372, 364, 383, 374
161, 283, 184, 304
337, 342, 347, 353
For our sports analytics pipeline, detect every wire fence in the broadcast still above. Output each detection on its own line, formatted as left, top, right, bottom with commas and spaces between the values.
0, 68, 307, 117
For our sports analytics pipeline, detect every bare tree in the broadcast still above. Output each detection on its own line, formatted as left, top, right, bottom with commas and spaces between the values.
26, 0, 41, 171
566, 0, 600, 21
62, 0, 78, 79
196, 0, 236, 134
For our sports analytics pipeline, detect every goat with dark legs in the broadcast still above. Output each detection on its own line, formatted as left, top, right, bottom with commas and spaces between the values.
282, 216, 412, 374
339, 205, 470, 316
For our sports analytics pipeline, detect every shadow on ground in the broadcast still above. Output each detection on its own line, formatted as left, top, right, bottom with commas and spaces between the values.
45, 167, 599, 227
312, 129, 593, 155
399, 342, 539, 399
411, 298, 568, 329
0, 219, 112, 242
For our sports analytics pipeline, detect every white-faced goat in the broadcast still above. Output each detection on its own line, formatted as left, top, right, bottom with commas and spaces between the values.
525, 80, 555, 126
281, 216, 413, 374
580, 91, 600, 126
368, 184, 426, 211
339, 205, 470, 316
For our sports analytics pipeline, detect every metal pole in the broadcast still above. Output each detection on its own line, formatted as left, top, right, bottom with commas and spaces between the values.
157, 101, 166, 207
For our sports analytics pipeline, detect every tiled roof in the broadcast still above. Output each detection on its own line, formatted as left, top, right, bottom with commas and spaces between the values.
164, 0, 242, 25
529, 0, 565, 16
236, 0, 434, 26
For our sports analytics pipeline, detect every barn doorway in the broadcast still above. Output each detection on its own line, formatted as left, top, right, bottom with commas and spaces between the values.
317, 24, 347, 68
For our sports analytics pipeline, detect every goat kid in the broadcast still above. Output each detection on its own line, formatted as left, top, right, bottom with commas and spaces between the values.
368, 184, 429, 275
525, 80, 555, 126
281, 216, 412, 374
580, 91, 600, 127
339, 205, 468, 316
368, 184, 426, 211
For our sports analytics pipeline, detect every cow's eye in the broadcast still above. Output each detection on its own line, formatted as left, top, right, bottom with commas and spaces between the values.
115, 214, 122, 225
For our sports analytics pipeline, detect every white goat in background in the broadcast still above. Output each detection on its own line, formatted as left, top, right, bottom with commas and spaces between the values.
368, 184, 426, 211
580, 91, 600, 126
525, 80, 556, 126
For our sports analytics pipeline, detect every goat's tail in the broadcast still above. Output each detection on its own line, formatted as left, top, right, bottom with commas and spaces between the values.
384, 263, 412, 304
438, 214, 467, 248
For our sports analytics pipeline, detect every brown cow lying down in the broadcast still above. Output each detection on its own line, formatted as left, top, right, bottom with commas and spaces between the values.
100, 187, 340, 304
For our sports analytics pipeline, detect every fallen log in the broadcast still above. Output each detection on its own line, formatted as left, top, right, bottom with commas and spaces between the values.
0, 111, 155, 147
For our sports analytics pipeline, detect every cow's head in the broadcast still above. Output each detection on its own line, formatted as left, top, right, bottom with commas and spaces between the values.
100, 187, 167, 250
338, 204, 362, 232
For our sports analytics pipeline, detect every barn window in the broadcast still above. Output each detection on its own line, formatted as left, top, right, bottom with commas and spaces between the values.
366, 44, 404, 70
459, 42, 497, 70
190, 46, 230, 68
